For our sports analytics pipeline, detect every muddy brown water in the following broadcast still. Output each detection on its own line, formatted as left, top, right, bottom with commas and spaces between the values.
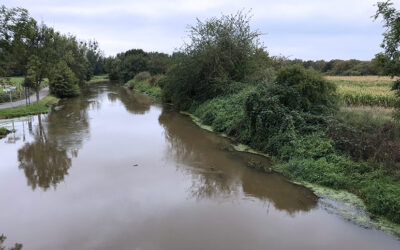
0, 83, 399, 250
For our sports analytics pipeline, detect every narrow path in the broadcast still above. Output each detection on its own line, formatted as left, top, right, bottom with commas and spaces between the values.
0, 88, 49, 109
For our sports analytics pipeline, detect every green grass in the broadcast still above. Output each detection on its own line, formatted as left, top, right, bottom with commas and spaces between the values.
325, 76, 397, 107
86, 74, 109, 84
0, 95, 59, 119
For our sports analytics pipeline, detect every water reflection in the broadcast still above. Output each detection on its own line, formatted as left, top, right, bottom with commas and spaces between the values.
117, 87, 153, 114
17, 115, 71, 190
17, 93, 92, 191
47, 96, 90, 155
159, 109, 318, 214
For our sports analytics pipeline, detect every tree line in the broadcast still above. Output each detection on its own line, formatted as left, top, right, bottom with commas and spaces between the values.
274, 58, 384, 76
0, 5, 106, 102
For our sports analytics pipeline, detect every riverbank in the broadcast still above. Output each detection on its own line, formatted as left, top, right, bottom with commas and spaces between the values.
127, 80, 400, 239
0, 95, 59, 119
181, 110, 400, 239
86, 74, 110, 84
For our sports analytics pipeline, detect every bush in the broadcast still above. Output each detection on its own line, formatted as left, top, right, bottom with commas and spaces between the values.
162, 11, 272, 109
49, 61, 80, 98
282, 157, 350, 190
133, 71, 151, 82
360, 180, 400, 223
276, 65, 338, 113
193, 87, 252, 135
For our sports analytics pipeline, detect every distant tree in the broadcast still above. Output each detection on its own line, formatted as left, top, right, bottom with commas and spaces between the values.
86, 40, 105, 75
147, 52, 171, 75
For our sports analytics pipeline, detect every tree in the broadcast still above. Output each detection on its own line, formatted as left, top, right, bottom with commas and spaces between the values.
48, 61, 79, 98
0, 5, 36, 76
162, 10, 270, 109
375, 1, 400, 118
86, 40, 105, 75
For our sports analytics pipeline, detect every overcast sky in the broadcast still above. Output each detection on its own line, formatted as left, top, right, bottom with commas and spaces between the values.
3, 0, 397, 60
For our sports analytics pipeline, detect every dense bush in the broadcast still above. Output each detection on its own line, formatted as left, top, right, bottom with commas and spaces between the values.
275, 65, 337, 113
125, 76, 162, 100
360, 180, 400, 223
193, 87, 252, 135
133, 71, 151, 82
326, 117, 400, 175
49, 61, 80, 98
162, 11, 273, 109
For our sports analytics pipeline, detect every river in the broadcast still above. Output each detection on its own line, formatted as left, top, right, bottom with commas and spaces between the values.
0, 83, 398, 249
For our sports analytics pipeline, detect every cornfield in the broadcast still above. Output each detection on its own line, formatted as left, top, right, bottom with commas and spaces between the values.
325, 76, 398, 107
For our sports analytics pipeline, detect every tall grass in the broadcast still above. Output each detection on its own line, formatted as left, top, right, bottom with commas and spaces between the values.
326, 76, 397, 107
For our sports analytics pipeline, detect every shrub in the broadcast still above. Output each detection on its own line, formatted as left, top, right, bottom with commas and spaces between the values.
162, 11, 272, 109
360, 180, 400, 223
193, 87, 252, 135
133, 71, 151, 82
276, 65, 338, 113
49, 61, 80, 98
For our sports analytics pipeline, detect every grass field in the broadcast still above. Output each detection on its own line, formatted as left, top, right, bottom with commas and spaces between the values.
325, 76, 398, 107
0, 95, 59, 119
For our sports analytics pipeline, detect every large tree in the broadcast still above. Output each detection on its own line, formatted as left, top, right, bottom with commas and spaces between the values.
374, 1, 400, 118
162, 11, 272, 109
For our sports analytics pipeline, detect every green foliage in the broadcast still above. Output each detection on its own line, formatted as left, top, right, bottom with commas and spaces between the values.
162, 11, 272, 109
125, 78, 161, 100
86, 40, 106, 75
276, 65, 337, 113
374, 1, 400, 119
193, 87, 252, 135
24, 55, 41, 89
133, 71, 151, 82
49, 61, 79, 98
106, 50, 171, 83
360, 180, 400, 223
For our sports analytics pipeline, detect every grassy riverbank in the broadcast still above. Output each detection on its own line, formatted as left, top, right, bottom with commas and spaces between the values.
188, 83, 400, 227
86, 74, 109, 84
125, 72, 162, 100
0, 95, 59, 119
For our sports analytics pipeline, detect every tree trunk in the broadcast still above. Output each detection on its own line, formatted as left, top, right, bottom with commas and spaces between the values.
36, 84, 40, 105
